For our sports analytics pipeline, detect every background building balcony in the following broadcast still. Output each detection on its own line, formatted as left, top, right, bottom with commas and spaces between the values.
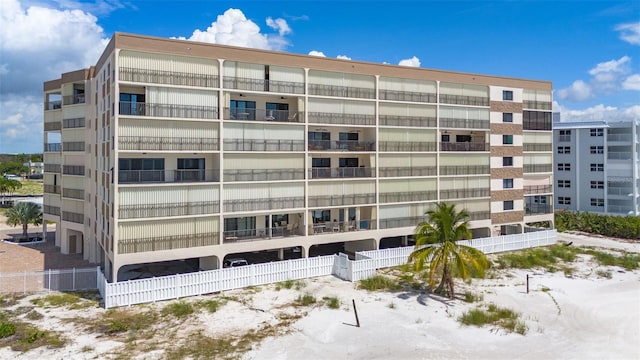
524, 164, 553, 173
118, 169, 220, 184
379, 190, 438, 203
308, 84, 375, 99
523, 143, 552, 152
440, 165, 489, 176
378, 141, 436, 152
119, 201, 220, 219
119, 101, 218, 119
223, 76, 304, 94
223, 197, 305, 212
307, 112, 375, 126
440, 142, 489, 152
440, 187, 490, 199
224, 108, 303, 123
44, 184, 61, 194
308, 193, 376, 207
379, 115, 436, 128
119, 136, 219, 151
439, 118, 490, 129
44, 205, 60, 216
62, 188, 84, 200
62, 211, 84, 224
223, 169, 304, 182
308, 140, 375, 152
524, 185, 553, 194
62, 95, 85, 105
309, 167, 374, 179
378, 89, 436, 103
523, 100, 552, 110
223, 138, 305, 152
525, 204, 553, 215
118, 232, 220, 254
120, 67, 219, 88
45, 143, 62, 152
379, 166, 436, 177
439, 94, 489, 106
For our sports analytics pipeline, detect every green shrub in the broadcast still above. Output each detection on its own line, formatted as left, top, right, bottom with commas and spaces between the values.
0, 322, 16, 338
162, 301, 194, 318
459, 303, 526, 335
463, 291, 483, 303
196, 300, 222, 313
556, 210, 640, 239
25, 310, 43, 320
295, 294, 316, 306
358, 275, 402, 291
322, 296, 340, 309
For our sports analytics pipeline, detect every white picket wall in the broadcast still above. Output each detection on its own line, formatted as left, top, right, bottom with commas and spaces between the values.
0, 267, 99, 294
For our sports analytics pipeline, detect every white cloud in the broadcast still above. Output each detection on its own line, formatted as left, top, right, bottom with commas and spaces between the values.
398, 56, 421, 67
555, 80, 593, 101
179, 9, 290, 51
622, 74, 640, 90
615, 22, 640, 45
588, 56, 631, 92
308, 50, 326, 57
336, 55, 351, 60
553, 101, 640, 122
0, 94, 44, 153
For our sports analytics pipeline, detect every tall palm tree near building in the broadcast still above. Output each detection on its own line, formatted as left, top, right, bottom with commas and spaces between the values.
5, 202, 42, 241
408, 202, 488, 299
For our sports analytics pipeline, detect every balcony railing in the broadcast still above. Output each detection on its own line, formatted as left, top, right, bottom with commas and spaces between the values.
44, 122, 61, 131
378, 89, 436, 103
120, 67, 219, 88
44, 164, 60, 173
468, 211, 491, 221
308, 193, 375, 207
308, 140, 375, 151
380, 216, 423, 229
379, 190, 438, 203
440, 165, 490, 176
223, 76, 305, 94
523, 100, 552, 110
118, 169, 220, 184
524, 164, 552, 173
379, 115, 436, 128
379, 166, 437, 177
119, 201, 220, 219
45, 143, 61, 152
62, 188, 84, 200
63, 142, 85, 152
45, 101, 61, 111
308, 83, 375, 99
62, 117, 86, 129
119, 136, 219, 151
224, 169, 304, 182
224, 108, 303, 123
118, 232, 220, 254
607, 134, 632, 142
523, 119, 552, 131
607, 204, 634, 214
523, 143, 552, 152
63, 165, 85, 176
378, 141, 437, 152
607, 187, 633, 196
525, 204, 553, 215
43, 205, 60, 216
307, 112, 375, 126
223, 197, 305, 212
119, 101, 218, 119
62, 95, 85, 105
608, 152, 632, 160
524, 185, 552, 194
44, 185, 60, 194
439, 118, 490, 129
440, 187, 490, 199
223, 138, 305, 152
309, 167, 374, 179
62, 211, 84, 224
440, 142, 489, 152
439, 94, 489, 106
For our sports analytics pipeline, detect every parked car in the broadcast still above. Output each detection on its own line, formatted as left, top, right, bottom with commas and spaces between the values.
223, 258, 249, 268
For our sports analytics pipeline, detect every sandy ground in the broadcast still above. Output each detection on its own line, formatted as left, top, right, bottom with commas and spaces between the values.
0, 234, 638, 360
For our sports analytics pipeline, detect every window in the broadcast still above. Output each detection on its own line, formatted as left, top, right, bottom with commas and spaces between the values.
456, 134, 472, 143
503, 113, 513, 123
590, 198, 604, 207
503, 157, 513, 166
308, 131, 330, 150
557, 146, 571, 154
230, 100, 256, 120
503, 179, 514, 189
119, 93, 145, 116
177, 158, 205, 181
590, 163, 604, 172
503, 200, 514, 210
557, 180, 571, 188
338, 132, 359, 149
590, 146, 604, 154
503, 90, 513, 101
441, 134, 450, 143
265, 102, 289, 121
502, 135, 514, 145
558, 197, 572, 205
558, 163, 571, 171
590, 128, 604, 137
559, 130, 571, 142
590, 181, 604, 189
339, 158, 359, 167
311, 158, 330, 167
311, 158, 331, 178
118, 158, 164, 182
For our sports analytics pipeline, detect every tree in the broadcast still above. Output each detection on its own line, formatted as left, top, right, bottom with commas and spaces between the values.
0, 177, 22, 203
408, 202, 488, 299
5, 202, 42, 241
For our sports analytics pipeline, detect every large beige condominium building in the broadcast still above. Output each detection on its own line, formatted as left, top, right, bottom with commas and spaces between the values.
43, 33, 554, 281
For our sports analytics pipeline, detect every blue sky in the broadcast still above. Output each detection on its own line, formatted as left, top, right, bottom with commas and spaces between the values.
0, 0, 639, 154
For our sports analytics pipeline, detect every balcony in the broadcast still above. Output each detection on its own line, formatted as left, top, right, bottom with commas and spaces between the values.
311, 218, 377, 234
523, 119, 552, 131
308, 84, 375, 99
62, 211, 84, 224
607, 204, 634, 214
62, 117, 86, 129
118, 169, 220, 184
223, 76, 304, 94
379, 166, 437, 177
524, 164, 552, 173
523, 100, 552, 110
44, 122, 61, 131
524, 185, 553, 194
119, 101, 218, 120
608, 152, 632, 160
378, 89, 436, 103
44, 205, 60, 216
223, 169, 304, 182
440, 142, 489, 152
379, 190, 438, 203
119, 136, 219, 151
379, 141, 436, 152
439, 94, 489, 106
440, 165, 489, 176
223, 138, 305, 152
119, 201, 220, 219
607, 134, 632, 142
308, 140, 375, 152
607, 187, 633, 196
44, 164, 60, 173
45, 143, 61, 152
44, 185, 60, 194
439, 118, 490, 129
118, 232, 220, 254
307, 112, 375, 126
379, 115, 436, 128
62, 95, 85, 106
308, 193, 376, 207
525, 204, 553, 215
62, 188, 84, 200
44, 101, 61, 111
63, 165, 85, 176
223, 197, 305, 212
224, 108, 303, 123
62, 142, 85, 152
309, 167, 374, 179
523, 143, 552, 152
440, 187, 490, 199
468, 211, 491, 221
223, 224, 306, 242
380, 216, 423, 229
120, 67, 219, 88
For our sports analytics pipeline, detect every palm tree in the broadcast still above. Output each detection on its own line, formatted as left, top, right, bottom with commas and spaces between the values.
408, 202, 488, 299
5, 202, 42, 242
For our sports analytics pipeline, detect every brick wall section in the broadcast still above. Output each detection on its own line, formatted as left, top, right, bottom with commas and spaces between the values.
491, 167, 523, 179
491, 146, 523, 157
492, 211, 524, 224
490, 101, 523, 113
491, 123, 523, 135
491, 189, 524, 201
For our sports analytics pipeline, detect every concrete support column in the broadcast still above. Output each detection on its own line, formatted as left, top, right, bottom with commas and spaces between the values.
60, 227, 69, 254
55, 224, 61, 247
278, 248, 284, 260
42, 222, 47, 242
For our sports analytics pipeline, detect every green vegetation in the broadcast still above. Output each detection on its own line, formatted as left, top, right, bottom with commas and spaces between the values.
358, 275, 402, 292
409, 203, 488, 299
30, 292, 98, 309
0, 322, 16, 338
4, 202, 42, 241
93, 309, 158, 335
295, 294, 316, 306
556, 210, 640, 240
12, 180, 43, 196
275, 279, 305, 291
463, 291, 484, 303
459, 303, 527, 335
195, 299, 224, 313
162, 301, 195, 318
596, 270, 612, 279
322, 296, 340, 309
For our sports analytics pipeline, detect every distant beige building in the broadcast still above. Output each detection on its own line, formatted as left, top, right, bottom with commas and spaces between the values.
43, 33, 554, 281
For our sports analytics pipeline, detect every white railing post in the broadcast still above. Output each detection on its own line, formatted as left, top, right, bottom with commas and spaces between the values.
72, 268, 76, 290
48, 269, 52, 293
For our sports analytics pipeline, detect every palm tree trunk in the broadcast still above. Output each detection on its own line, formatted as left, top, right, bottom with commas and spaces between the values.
22, 223, 28, 241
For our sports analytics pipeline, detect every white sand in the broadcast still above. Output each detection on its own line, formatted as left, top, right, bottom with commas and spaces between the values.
0, 234, 638, 360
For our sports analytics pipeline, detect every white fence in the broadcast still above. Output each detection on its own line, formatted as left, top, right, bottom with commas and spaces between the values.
0, 267, 99, 294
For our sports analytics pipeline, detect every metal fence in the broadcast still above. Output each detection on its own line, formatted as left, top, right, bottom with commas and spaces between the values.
0, 267, 99, 294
